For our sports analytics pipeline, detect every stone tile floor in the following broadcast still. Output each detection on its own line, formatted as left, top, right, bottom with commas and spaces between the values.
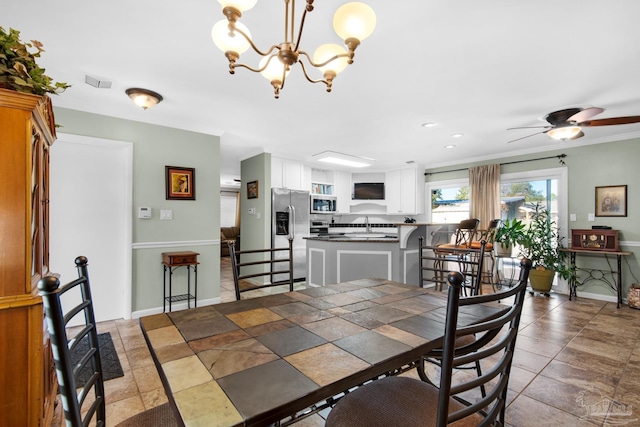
52, 257, 640, 426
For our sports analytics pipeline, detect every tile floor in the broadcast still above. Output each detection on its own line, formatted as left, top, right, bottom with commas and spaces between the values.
53, 257, 640, 426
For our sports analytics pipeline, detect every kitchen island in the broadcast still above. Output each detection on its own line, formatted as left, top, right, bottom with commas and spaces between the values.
305, 223, 459, 287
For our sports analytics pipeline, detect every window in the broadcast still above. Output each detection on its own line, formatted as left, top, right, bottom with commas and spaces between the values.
426, 178, 470, 224
220, 191, 240, 227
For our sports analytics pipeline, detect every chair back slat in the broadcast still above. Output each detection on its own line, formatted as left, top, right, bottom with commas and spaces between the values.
38, 256, 106, 427
228, 239, 294, 300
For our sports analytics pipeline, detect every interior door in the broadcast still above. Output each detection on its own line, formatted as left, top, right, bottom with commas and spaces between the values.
49, 135, 132, 322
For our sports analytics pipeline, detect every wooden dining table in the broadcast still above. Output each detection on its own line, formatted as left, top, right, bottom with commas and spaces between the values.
140, 277, 505, 427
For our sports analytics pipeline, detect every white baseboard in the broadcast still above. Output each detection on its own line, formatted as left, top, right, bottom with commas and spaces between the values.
131, 297, 220, 319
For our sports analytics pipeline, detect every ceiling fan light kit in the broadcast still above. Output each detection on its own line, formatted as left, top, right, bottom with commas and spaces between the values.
547, 125, 581, 141
507, 106, 640, 143
211, 0, 376, 98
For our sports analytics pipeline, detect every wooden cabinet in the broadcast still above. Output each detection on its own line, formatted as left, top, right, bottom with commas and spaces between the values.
386, 166, 425, 215
0, 89, 57, 426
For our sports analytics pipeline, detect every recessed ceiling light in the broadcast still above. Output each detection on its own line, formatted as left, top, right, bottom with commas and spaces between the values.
451, 133, 464, 138
444, 144, 456, 149
421, 122, 437, 128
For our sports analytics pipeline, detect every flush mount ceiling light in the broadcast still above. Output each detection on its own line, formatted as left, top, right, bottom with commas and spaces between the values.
451, 133, 464, 138
547, 125, 581, 141
212, 0, 376, 99
313, 151, 374, 168
125, 88, 163, 110
421, 122, 437, 128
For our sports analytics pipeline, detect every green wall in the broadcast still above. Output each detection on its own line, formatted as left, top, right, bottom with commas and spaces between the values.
240, 153, 272, 252
425, 138, 640, 301
53, 107, 221, 313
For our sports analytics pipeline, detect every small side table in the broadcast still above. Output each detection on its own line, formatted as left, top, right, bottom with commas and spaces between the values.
162, 251, 199, 312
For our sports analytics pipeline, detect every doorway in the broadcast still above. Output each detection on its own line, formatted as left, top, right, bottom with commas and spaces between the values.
49, 134, 133, 322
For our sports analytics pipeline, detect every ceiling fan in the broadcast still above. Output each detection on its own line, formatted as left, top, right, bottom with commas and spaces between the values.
507, 107, 640, 143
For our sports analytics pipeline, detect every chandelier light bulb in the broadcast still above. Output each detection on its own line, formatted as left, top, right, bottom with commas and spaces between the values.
314, 44, 349, 75
259, 55, 288, 82
333, 2, 377, 42
212, 20, 252, 54
217, 0, 257, 12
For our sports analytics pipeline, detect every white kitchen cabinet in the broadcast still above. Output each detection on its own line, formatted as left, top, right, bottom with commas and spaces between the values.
386, 166, 424, 215
271, 157, 308, 191
333, 170, 352, 214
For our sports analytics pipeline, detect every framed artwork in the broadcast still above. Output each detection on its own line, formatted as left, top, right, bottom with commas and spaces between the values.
595, 185, 626, 217
247, 180, 258, 199
166, 166, 195, 200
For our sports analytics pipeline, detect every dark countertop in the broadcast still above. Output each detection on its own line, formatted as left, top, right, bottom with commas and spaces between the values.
305, 235, 399, 243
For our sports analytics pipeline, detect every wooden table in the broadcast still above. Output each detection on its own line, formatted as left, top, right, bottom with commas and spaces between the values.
560, 248, 631, 308
140, 278, 504, 426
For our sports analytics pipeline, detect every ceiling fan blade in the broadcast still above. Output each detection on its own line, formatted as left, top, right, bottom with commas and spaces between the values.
507, 130, 548, 143
506, 126, 551, 130
579, 116, 640, 127
568, 107, 605, 123
545, 108, 582, 126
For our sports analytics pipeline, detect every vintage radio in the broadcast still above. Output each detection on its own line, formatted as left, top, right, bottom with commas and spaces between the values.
571, 229, 619, 252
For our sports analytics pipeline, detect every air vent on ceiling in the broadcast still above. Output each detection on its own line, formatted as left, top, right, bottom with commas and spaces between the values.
84, 74, 113, 89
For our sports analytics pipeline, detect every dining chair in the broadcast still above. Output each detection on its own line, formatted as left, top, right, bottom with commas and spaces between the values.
325, 258, 533, 427
419, 237, 486, 296
38, 256, 180, 427
228, 239, 294, 300
431, 219, 480, 291
471, 218, 502, 287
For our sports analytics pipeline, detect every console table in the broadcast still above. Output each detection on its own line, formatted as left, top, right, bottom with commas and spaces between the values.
560, 248, 631, 308
162, 251, 199, 312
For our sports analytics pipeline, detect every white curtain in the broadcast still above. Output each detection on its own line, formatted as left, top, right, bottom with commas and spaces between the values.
469, 164, 501, 229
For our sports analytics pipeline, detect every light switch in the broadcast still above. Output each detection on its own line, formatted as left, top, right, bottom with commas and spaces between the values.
248, 208, 256, 215
588, 213, 595, 221
160, 210, 173, 220
570, 214, 576, 221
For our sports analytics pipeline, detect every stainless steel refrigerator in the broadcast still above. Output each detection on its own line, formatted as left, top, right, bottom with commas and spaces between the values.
272, 188, 310, 282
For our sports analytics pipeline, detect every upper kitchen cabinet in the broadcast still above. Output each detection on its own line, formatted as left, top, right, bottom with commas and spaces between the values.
386, 166, 425, 215
272, 157, 311, 191
333, 170, 352, 214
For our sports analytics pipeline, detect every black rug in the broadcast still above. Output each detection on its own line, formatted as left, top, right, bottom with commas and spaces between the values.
71, 332, 124, 388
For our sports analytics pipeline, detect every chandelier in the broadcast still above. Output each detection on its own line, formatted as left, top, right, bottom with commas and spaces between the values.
211, 0, 376, 98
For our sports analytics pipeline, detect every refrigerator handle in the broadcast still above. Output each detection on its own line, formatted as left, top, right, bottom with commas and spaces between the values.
289, 205, 295, 240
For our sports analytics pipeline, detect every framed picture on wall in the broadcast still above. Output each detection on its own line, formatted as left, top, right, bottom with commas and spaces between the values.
595, 185, 626, 217
247, 180, 258, 199
166, 166, 196, 200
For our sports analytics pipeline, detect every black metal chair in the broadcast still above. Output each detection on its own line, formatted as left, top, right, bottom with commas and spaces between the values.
228, 239, 294, 300
38, 256, 180, 427
325, 258, 533, 427
419, 237, 486, 297
430, 219, 481, 292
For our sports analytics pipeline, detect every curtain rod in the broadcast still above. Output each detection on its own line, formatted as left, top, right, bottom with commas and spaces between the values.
424, 154, 567, 176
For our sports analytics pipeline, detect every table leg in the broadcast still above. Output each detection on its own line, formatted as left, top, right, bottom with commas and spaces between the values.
617, 255, 622, 309
569, 252, 577, 301
194, 265, 198, 308
163, 265, 167, 313
169, 267, 173, 312
187, 266, 191, 309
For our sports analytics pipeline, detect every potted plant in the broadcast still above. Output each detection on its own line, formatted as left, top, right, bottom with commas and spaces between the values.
0, 26, 69, 95
494, 218, 525, 257
518, 203, 572, 295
